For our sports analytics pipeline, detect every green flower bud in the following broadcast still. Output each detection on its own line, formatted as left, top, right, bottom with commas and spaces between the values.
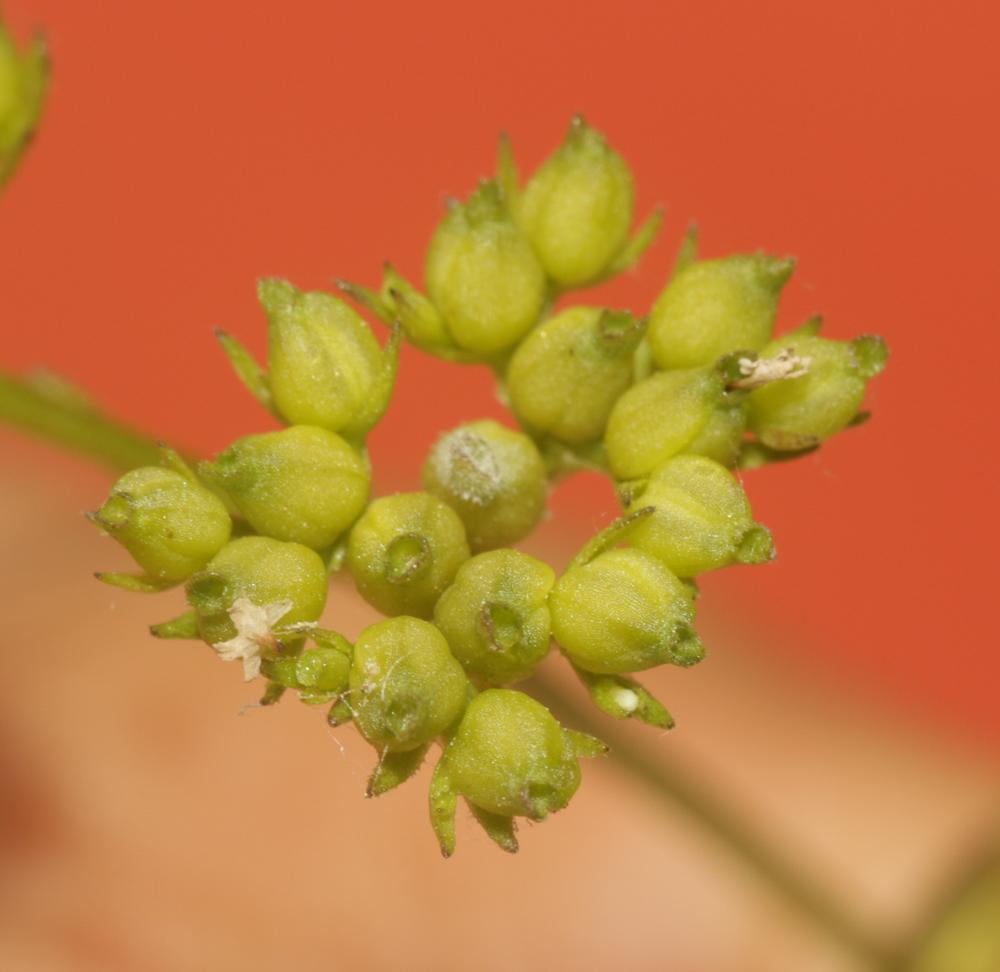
262, 630, 352, 705
346, 492, 470, 618
625, 455, 774, 577
515, 116, 650, 288
350, 617, 468, 754
433, 549, 555, 685
550, 548, 702, 674
604, 366, 731, 479
506, 306, 646, 444
186, 536, 328, 651
425, 180, 546, 355
429, 689, 606, 856
421, 420, 547, 551
0, 20, 47, 186
747, 333, 889, 450
648, 253, 795, 370
89, 467, 232, 583
199, 425, 369, 550
259, 278, 398, 438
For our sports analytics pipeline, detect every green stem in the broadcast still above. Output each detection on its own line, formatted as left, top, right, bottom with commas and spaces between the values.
531, 671, 900, 970
0, 371, 163, 470
0, 377, 899, 968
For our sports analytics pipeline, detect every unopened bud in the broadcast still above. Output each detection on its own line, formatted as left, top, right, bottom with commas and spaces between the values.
506, 306, 646, 444
90, 467, 231, 583
747, 333, 889, 450
648, 253, 795, 370
426, 180, 546, 355
429, 689, 606, 855
346, 492, 470, 618
350, 617, 468, 754
604, 366, 730, 479
550, 548, 703, 674
186, 536, 328, 648
516, 116, 652, 288
422, 420, 547, 551
434, 549, 555, 685
260, 278, 397, 438
625, 455, 774, 577
199, 425, 369, 550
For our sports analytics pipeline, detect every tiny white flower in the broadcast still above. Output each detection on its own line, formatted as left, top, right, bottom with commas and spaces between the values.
213, 597, 294, 681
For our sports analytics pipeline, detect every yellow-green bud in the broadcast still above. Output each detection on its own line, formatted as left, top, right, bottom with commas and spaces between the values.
421, 419, 547, 551
90, 467, 232, 583
186, 536, 328, 647
350, 617, 468, 753
747, 333, 889, 450
262, 632, 351, 705
425, 180, 546, 355
648, 254, 795, 370
604, 366, 729, 479
346, 492, 470, 618
429, 689, 606, 855
433, 549, 555, 685
625, 455, 774, 577
199, 425, 369, 550
516, 117, 635, 288
506, 306, 646, 444
0, 20, 47, 186
260, 278, 396, 438
550, 548, 702, 674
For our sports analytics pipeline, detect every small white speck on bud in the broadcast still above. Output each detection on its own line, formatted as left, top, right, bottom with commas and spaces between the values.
213, 597, 294, 681
610, 686, 640, 714
732, 349, 811, 390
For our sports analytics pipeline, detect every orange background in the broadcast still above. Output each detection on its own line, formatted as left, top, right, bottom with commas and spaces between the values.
1, 0, 997, 752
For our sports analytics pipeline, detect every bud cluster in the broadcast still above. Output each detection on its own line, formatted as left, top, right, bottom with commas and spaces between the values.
89, 116, 888, 855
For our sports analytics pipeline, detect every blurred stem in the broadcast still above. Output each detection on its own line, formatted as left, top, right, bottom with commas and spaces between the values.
0, 370, 163, 470
1, 378, 901, 968
532, 671, 901, 970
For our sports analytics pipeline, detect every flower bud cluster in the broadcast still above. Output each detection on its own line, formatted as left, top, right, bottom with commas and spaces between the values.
90, 117, 888, 855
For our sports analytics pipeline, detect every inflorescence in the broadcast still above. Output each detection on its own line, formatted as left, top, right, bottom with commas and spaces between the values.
88, 116, 888, 855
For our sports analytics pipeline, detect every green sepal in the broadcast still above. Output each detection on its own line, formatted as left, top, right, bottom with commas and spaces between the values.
496, 131, 519, 209
157, 442, 197, 480
738, 440, 819, 469
259, 681, 287, 706
565, 728, 611, 758
0, 25, 48, 188
569, 506, 655, 569
573, 666, 674, 729
468, 802, 519, 854
333, 277, 395, 323
429, 757, 458, 858
94, 570, 176, 593
788, 314, 824, 339
354, 322, 401, 433
367, 743, 431, 798
213, 328, 276, 416
327, 698, 354, 727
671, 222, 700, 279
602, 206, 664, 280
149, 610, 200, 640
